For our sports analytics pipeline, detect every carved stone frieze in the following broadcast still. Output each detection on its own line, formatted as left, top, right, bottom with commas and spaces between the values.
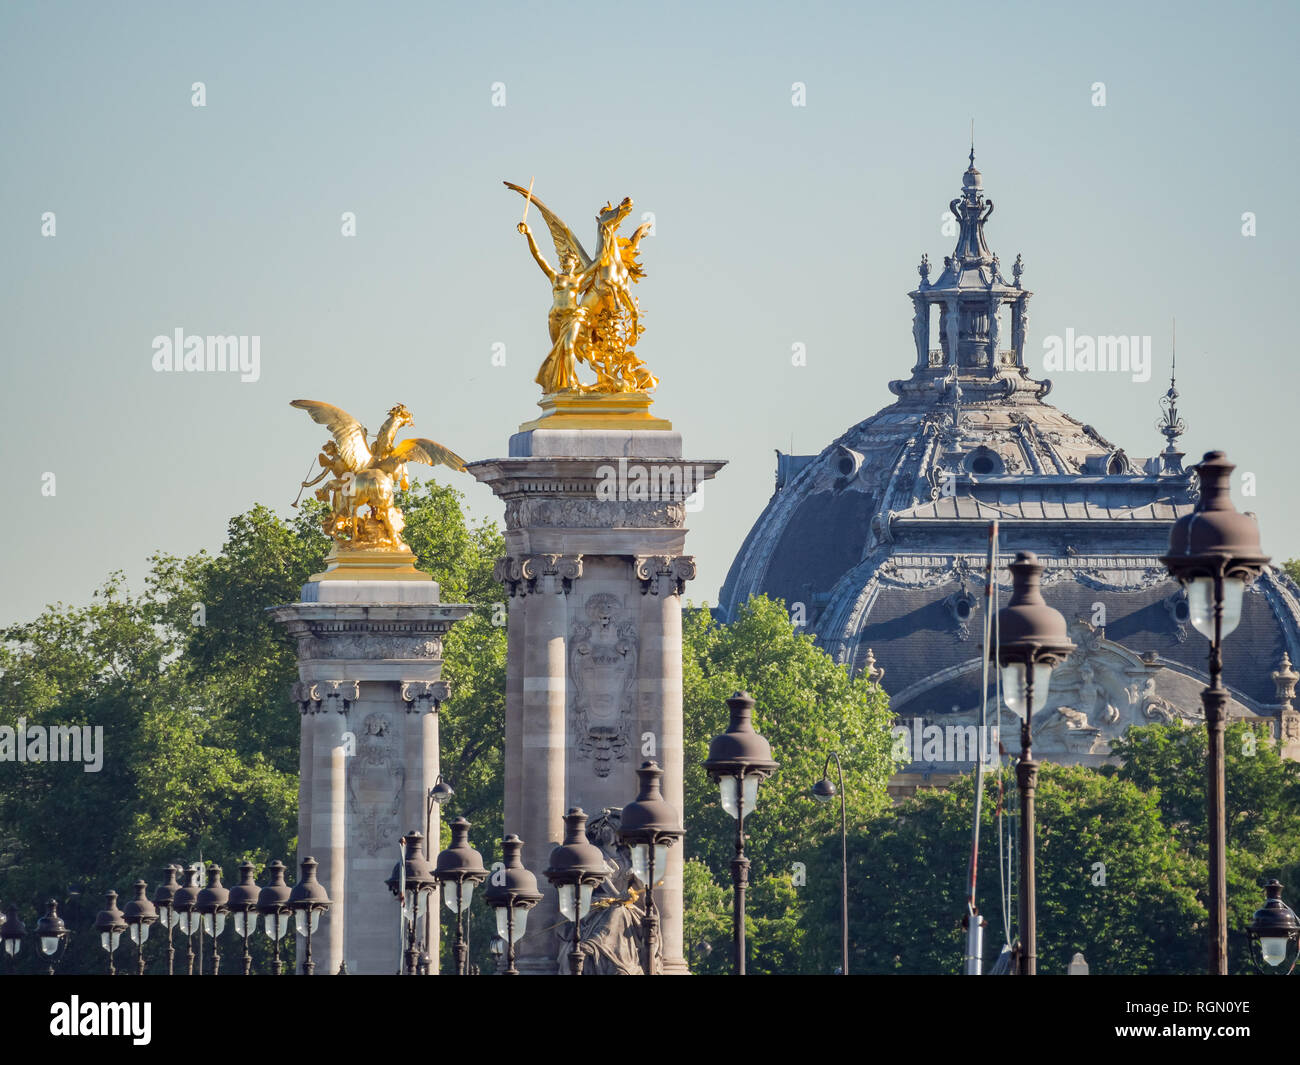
504, 497, 685, 530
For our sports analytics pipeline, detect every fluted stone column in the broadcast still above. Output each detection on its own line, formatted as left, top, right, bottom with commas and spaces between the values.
470, 427, 724, 974
270, 582, 470, 974
636, 554, 695, 973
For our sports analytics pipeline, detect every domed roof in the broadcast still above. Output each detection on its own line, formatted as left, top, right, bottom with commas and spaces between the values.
719, 156, 1300, 768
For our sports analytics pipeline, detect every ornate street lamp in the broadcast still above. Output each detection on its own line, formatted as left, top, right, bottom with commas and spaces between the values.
35, 900, 67, 975
387, 831, 437, 976
173, 867, 201, 976
1245, 879, 1300, 974
994, 550, 1074, 977
483, 835, 541, 976
122, 881, 158, 976
289, 856, 331, 975
618, 762, 684, 976
703, 691, 778, 976
197, 865, 230, 976
1, 905, 25, 971
423, 775, 454, 970
152, 866, 181, 976
434, 817, 489, 976
1162, 450, 1270, 975
811, 751, 849, 975
94, 891, 127, 976
546, 808, 611, 976
227, 861, 260, 976
256, 860, 293, 975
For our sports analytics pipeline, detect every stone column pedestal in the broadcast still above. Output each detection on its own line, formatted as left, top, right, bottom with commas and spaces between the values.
470, 425, 724, 974
269, 578, 471, 975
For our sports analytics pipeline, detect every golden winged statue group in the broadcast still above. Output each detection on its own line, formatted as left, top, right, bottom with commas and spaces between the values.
292, 400, 465, 551
291, 182, 659, 556
505, 181, 657, 394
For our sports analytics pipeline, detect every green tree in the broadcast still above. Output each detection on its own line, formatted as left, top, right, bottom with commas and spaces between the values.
681, 595, 898, 973
1111, 720, 1300, 970
806, 762, 1205, 974
0, 481, 506, 975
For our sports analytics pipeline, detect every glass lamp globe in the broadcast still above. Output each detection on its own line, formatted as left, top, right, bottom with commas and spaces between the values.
494, 904, 528, 943
557, 882, 595, 922
1187, 576, 1245, 640
443, 881, 475, 914
630, 843, 669, 888
719, 774, 760, 818
1260, 935, 1290, 968
1000, 661, 1053, 718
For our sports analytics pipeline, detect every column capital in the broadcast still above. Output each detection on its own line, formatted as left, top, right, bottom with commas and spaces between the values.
635, 554, 697, 596
400, 680, 451, 714
291, 679, 361, 714
494, 553, 584, 595
521, 553, 583, 593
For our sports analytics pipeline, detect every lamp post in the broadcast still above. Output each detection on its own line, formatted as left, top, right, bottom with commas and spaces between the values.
256, 860, 293, 975
618, 761, 684, 976
546, 808, 611, 976
422, 776, 454, 971
35, 900, 67, 975
433, 817, 489, 976
152, 866, 181, 976
1161, 450, 1269, 975
483, 835, 541, 976
1245, 879, 1300, 974
811, 751, 849, 975
197, 865, 229, 976
122, 881, 158, 976
227, 862, 261, 976
994, 550, 1074, 977
288, 856, 331, 975
173, 867, 200, 976
94, 891, 127, 976
387, 831, 437, 976
703, 691, 778, 976
1, 905, 25, 972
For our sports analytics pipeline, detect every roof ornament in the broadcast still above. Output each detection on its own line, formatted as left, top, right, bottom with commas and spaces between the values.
1156, 318, 1186, 473
1012, 253, 1024, 288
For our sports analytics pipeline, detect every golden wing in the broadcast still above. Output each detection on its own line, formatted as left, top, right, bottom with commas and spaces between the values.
504, 181, 592, 270
290, 399, 372, 471
381, 437, 467, 474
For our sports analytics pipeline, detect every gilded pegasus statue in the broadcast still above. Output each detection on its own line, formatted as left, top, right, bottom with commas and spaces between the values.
291, 400, 465, 550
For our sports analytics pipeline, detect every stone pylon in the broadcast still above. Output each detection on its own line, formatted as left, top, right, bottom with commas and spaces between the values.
470, 422, 724, 974
270, 570, 471, 974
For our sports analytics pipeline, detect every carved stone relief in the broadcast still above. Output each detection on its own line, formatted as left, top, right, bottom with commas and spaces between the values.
569, 593, 638, 778
348, 712, 405, 857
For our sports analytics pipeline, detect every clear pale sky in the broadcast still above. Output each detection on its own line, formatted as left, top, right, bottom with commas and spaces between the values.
2, 0, 1296, 625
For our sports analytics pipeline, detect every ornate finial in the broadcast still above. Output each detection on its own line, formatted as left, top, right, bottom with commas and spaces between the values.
918, 253, 930, 283
864, 647, 885, 684
970, 118, 975, 166
1156, 318, 1186, 470
1273, 652, 1298, 709
1012, 253, 1024, 287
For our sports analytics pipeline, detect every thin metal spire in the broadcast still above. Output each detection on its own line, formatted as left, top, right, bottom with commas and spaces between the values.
970, 118, 975, 165
1156, 316, 1185, 470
